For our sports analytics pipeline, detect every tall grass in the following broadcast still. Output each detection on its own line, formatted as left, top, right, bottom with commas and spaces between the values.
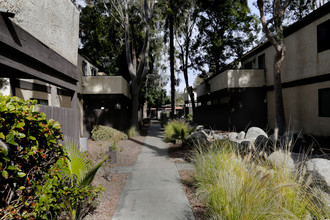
192, 140, 330, 219
126, 126, 139, 138
164, 119, 190, 143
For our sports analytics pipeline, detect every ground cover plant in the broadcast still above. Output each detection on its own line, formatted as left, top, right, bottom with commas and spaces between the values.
164, 119, 191, 143
192, 140, 330, 219
0, 95, 104, 219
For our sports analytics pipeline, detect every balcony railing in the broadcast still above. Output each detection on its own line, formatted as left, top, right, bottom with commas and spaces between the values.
80, 76, 130, 98
197, 69, 265, 97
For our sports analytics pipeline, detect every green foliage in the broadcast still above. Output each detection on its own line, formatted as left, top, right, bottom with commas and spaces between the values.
0, 95, 66, 219
126, 126, 139, 138
91, 125, 128, 142
79, 2, 127, 76
0, 95, 105, 219
192, 0, 257, 76
160, 112, 169, 128
164, 120, 190, 143
192, 141, 330, 219
60, 140, 106, 220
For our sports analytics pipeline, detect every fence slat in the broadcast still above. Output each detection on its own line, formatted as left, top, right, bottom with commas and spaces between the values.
39, 105, 79, 141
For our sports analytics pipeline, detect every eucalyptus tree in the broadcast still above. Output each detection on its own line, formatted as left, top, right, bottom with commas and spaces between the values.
257, 0, 318, 135
193, 0, 256, 76
159, 0, 191, 118
175, 0, 198, 115
79, 1, 127, 76
104, 0, 155, 127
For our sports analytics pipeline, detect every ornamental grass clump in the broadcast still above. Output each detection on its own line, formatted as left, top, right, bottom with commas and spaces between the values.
126, 126, 139, 138
91, 125, 127, 141
192, 140, 330, 220
164, 119, 190, 143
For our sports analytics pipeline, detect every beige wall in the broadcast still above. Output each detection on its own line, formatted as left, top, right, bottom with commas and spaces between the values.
196, 70, 265, 97
241, 13, 330, 136
242, 14, 330, 86
210, 70, 265, 92
15, 88, 71, 108
82, 76, 131, 98
267, 81, 330, 136
0, 0, 79, 65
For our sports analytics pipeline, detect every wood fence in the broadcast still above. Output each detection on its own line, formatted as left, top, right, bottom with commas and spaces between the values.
39, 105, 79, 141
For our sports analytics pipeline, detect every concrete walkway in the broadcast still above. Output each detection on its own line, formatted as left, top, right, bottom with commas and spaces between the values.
113, 123, 195, 220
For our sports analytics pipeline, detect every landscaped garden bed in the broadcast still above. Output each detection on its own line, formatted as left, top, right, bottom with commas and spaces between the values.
85, 127, 147, 219
165, 119, 330, 219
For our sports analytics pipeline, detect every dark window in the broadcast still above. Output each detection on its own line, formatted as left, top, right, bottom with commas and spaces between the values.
258, 54, 265, 69
82, 61, 87, 76
319, 88, 330, 117
317, 19, 330, 53
244, 61, 252, 69
32, 98, 49, 106
91, 67, 97, 76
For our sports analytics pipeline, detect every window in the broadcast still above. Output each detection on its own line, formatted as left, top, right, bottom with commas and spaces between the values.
258, 54, 265, 69
317, 19, 330, 53
319, 88, 330, 117
82, 61, 87, 76
32, 98, 48, 106
91, 67, 97, 76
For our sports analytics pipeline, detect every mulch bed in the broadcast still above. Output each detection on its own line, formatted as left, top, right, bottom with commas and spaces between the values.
85, 125, 149, 220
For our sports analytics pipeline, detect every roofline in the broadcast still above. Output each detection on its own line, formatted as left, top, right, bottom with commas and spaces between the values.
242, 1, 330, 61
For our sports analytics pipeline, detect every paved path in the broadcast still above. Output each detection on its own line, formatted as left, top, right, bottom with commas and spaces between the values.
113, 123, 195, 220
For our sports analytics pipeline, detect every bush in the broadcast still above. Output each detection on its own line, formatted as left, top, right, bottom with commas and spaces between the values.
126, 126, 139, 138
192, 141, 330, 219
91, 125, 128, 142
160, 112, 169, 128
0, 96, 105, 219
0, 96, 66, 219
164, 120, 190, 143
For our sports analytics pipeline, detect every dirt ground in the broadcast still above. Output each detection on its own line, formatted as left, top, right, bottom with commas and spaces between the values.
85, 133, 146, 220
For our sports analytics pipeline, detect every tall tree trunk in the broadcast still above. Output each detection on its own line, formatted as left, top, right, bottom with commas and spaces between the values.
257, 0, 289, 135
169, 0, 175, 118
131, 85, 139, 127
274, 50, 286, 135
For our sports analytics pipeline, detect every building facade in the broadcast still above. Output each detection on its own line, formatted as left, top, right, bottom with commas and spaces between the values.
195, 2, 330, 136
0, 0, 80, 140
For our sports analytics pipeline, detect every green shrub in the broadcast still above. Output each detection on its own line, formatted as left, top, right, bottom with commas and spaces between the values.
0, 95, 105, 219
60, 140, 106, 220
192, 142, 330, 219
91, 125, 127, 142
126, 126, 139, 138
164, 120, 190, 143
160, 112, 169, 128
0, 95, 66, 219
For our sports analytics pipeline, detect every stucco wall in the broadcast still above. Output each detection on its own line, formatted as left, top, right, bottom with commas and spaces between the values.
82, 76, 131, 98
210, 70, 265, 92
267, 81, 330, 136
240, 13, 330, 136
0, 0, 79, 66
15, 88, 71, 108
242, 14, 330, 86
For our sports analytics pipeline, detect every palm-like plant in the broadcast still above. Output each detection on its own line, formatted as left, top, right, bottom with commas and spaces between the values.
61, 139, 107, 220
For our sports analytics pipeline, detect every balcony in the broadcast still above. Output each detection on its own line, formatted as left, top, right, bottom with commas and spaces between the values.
80, 76, 130, 98
197, 69, 265, 97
